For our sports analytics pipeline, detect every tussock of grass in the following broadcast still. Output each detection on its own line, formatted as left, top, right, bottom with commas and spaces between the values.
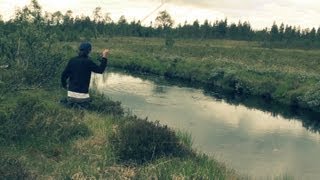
0, 95, 90, 145
136, 155, 237, 180
109, 117, 193, 164
89, 93, 124, 116
0, 156, 34, 179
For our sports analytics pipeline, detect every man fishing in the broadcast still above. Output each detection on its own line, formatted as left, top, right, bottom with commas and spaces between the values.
61, 42, 109, 107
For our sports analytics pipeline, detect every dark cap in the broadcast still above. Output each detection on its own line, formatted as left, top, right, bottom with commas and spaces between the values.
79, 42, 92, 52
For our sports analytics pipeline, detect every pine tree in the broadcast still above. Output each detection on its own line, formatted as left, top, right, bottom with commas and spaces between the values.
309, 28, 316, 42
270, 22, 279, 41
279, 23, 285, 41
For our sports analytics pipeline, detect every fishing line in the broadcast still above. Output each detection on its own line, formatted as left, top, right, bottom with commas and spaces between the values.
96, 0, 166, 23
141, 0, 166, 23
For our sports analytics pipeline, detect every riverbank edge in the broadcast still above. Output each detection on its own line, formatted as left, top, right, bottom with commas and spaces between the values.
106, 53, 319, 114
0, 88, 240, 179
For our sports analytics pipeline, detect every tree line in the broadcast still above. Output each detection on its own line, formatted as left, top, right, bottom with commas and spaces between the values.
1, 0, 320, 49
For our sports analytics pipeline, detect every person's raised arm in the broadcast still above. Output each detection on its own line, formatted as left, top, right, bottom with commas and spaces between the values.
89, 49, 109, 74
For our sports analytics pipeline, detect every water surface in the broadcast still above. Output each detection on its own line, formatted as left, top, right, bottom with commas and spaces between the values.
93, 71, 320, 179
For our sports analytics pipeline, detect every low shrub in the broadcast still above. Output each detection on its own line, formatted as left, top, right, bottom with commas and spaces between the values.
89, 93, 124, 116
0, 110, 8, 124
136, 155, 231, 179
298, 84, 320, 112
0, 156, 33, 179
165, 36, 175, 48
0, 96, 90, 144
206, 68, 226, 88
110, 116, 192, 164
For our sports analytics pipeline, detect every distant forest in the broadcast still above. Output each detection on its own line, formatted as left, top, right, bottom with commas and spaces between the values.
1, 0, 320, 49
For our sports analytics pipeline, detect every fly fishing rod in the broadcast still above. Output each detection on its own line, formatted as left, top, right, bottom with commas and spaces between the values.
141, 0, 166, 23
96, 0, 166, 23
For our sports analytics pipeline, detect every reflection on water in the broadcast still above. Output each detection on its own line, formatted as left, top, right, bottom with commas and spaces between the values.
93, 71, 320, 179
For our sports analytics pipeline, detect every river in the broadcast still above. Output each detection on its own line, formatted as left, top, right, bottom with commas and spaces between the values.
93, 70, 320, 179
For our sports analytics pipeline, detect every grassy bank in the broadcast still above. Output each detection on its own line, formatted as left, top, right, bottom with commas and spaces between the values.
82, 37, 320, 112
0, 88, 238, 179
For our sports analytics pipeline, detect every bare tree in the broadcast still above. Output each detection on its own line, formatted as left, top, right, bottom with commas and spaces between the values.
93, 7, 103, 23
104, 13, 112, 23
155, 10, 174, 29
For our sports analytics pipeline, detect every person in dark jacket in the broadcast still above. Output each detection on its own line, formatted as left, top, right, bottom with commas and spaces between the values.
61, 42, 109, 106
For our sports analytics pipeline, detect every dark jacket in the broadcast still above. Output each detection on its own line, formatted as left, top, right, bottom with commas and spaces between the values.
61, 55, 107, 93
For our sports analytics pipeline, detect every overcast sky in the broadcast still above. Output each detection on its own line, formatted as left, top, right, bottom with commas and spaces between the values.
0, 0, 319, 30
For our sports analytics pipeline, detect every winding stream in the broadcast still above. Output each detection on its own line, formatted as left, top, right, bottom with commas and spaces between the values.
93, 70, 320, 179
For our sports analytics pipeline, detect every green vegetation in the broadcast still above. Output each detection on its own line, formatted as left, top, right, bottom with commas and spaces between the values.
0, 2, 240, 179
85, 37, 320, 112
110, 117, 193, 164
0, 0, 316, 178
0, 89, 237, 179
0, 94, 90, 144
0, 157, 34, 179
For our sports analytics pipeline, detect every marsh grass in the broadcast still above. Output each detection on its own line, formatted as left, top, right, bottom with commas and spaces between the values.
89, 92, 124, 116
0, 86, 298, 179
136, 155, 238, 180
0, 94, 90, 145
0, 88, 241, 179
0, 156, 34, 179
109, 117, 194, 164
91, 37, 320, 112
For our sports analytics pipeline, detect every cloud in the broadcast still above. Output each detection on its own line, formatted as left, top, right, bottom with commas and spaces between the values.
164, 0, 320, 29
167, 0, 269, 10
0, 0, 319, 29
